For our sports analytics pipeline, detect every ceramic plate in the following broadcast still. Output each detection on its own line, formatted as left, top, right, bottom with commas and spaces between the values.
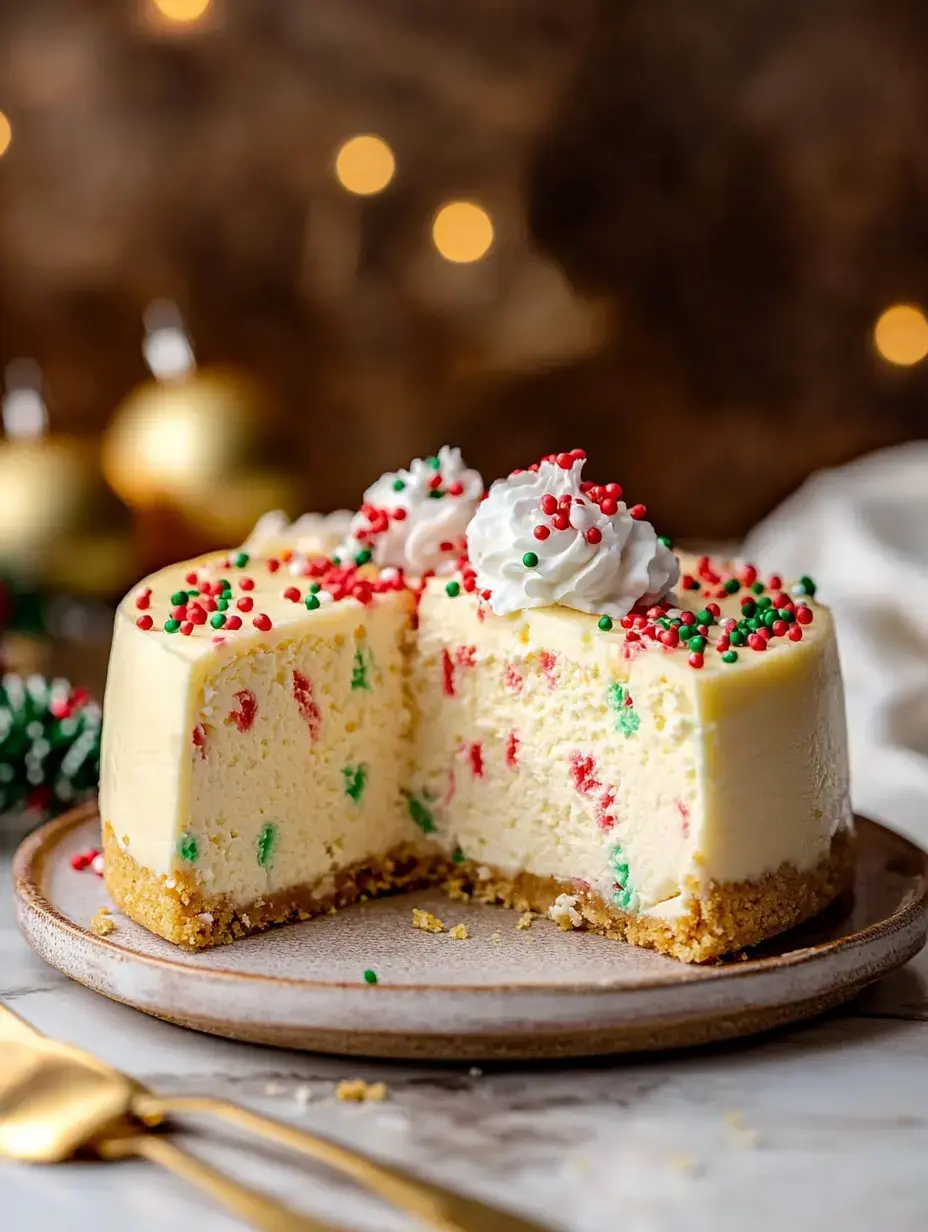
13, 804, 928, 1059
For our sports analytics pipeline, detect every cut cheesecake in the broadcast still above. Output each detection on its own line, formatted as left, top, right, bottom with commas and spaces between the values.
101, 545, 852, 961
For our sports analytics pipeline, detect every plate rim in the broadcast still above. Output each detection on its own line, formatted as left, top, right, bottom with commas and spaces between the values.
13, 802, 928, 997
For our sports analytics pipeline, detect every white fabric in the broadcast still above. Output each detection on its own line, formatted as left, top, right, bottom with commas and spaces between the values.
744, 442, 928, 843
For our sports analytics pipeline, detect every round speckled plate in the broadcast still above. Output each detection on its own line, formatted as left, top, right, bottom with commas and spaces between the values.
13, 804, 928, 1059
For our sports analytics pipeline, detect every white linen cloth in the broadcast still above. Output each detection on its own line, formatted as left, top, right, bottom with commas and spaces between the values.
744, 442, 928, 844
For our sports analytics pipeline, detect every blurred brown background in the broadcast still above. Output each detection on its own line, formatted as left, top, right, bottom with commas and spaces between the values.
2, 0, 928, 593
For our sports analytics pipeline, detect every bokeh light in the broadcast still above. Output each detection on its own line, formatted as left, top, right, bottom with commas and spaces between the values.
873, 303, 928, 366
0, 113, 12, 158
432, 202, 494, 264
334, 135, 396, 197
150, 0, 212, 24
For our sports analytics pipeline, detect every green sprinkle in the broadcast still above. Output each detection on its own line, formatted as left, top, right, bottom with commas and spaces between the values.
426, 455, 441, 469
688, 635, 707, 653
187, 589, 200, 597
428, 490, 444, 499
177, 833, 198, 863
407, 794, 436, 834
778, 608, 795, 622
392, 478, 406, 491
729, 629, 746, 646
351, 645, 373, 690
256, 823, 277, 869
342, 763, 367, 803
233, 552, 249, 568
757, 595, 773, 610
697, 608, 715, 626
170, 591, 188, 606
522, 551, 539, 568
354, 548, 372, 566
451, 846, 466, 865
722, 650, 739, 664
741, 600, 757, 617
751, 581, 765, 594
445, 580, 461, 597
723, 578, 741, 594
217, 598, 229, 611
216, 578, 230, 592
798, 575, 817, 598
658, 535, 673, 549
678, 624, 694, 642
598, 615, 613, 632
210, 613, 226, 629
363, 969, 378, 985
607, 682, 640, 737
305, 594, 320, 611
164, 619, 181, 633
309, 582, 321, 593
331, 555, 341, 565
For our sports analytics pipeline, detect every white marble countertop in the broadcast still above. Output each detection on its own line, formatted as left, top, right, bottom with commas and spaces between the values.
3, 814, 928, 1232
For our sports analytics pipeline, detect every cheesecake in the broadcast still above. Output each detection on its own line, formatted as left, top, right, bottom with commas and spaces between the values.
100, 448, 853, 961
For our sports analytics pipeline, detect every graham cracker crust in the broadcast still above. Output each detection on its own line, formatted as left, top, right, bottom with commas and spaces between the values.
102, 823, 449, 950
447, 827, 856, 963
103, 824, 854, 962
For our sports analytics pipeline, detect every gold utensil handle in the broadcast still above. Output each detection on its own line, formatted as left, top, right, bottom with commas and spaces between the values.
98, 1133, 341, 1232
137, 1095, 551, 1232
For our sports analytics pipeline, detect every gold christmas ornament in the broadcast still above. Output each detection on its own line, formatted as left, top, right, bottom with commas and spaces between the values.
102, 302, 261, 511
0, 361, 133, 595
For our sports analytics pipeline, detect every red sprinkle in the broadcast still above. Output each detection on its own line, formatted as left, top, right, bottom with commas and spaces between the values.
442, 648, 456, 697
237, 596, 254, 612
748, 633, 767, 651
187, 604, 207, 625
503, 663, 523, 693
505, 729, 520, 768
225, 615, 243, 630
192, 724, 207, 758
181, 622, 194, 636
185, 571, 199, 585
772, 620, 789, 637
136, 614, 153, 630
292, 670, 321, 740
789, 626, 804, 642
468, 741, 484, 778
796, 605, 814, 625
283, 586, 301, 603
448, 481, 464, 496
586, 527, 602, 545
267, 559, 280, 573
552, 513, 570, 531
253, 613, 273, 631
629, 504, 647, 520
538, 650, 558, 689
228, 688, 258, 733
533, 525, 550, 541
239, 577, 255, 591
135, 591, 151, 610
540, 494, 558, 514
688, 652, 704, 669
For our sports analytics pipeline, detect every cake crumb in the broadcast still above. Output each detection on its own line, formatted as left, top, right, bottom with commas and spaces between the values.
725, 1110, 760, 1148
412, 908, 446, 933
516, 912, 535, 930
335, 1079, 388, 1103
443, 876, 472, 903
90, 907, 116, 937
450, 923, 468, 940
548, 894, 583, 929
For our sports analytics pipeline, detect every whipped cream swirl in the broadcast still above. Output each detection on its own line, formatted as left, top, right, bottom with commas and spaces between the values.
241, 509, 353, 558
466, 456, 679, 618
337, 446, 483, 575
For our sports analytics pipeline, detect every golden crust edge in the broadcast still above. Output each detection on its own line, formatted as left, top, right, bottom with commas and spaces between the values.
103, 823, 854, 962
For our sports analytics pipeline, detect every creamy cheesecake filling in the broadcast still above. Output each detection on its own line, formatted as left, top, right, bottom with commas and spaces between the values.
100, 542, 852, 959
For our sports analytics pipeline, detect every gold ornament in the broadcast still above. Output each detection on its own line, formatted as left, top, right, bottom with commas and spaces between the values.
102, 303, 262, 511
0, 362, 133, 596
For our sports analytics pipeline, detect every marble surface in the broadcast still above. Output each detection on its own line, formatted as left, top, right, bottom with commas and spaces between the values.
3, 815, 928, 1232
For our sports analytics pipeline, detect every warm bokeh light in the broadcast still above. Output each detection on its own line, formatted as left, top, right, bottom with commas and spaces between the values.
432, 202, 494, 263
0, 113, 12, 158
874, 303, 928, 366
334, 135, 396, 196
150, 0, 212, 24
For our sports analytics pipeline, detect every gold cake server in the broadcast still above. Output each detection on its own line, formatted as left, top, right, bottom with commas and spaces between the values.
0, 1004, 551, 1232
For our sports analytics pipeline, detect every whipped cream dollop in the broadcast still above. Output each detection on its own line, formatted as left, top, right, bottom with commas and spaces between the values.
240, 510, 353, 558
466, 452, 679, 618
337, 446, 483, 575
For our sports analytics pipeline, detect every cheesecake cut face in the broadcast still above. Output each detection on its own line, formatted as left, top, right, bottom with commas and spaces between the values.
101, 549, 853, 960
